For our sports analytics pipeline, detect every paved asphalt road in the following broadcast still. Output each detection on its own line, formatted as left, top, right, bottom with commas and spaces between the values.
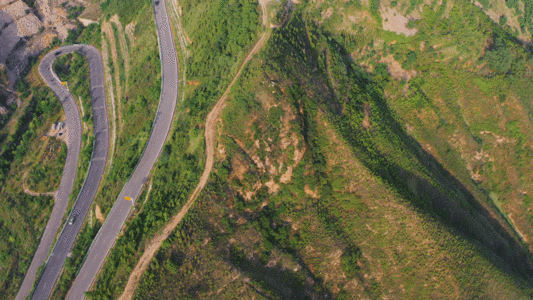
28, 45, 110, 300
15, 45, 87, 300
66, 0, 179, 298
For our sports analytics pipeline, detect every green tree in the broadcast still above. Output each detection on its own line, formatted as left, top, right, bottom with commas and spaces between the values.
485, 37, 513, 73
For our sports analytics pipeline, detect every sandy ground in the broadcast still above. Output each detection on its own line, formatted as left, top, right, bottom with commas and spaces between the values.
380, 7, 417, 37
0, 0, 16, 6
78, 17, 97, 26
95, 204, 105, 223
0, 1, 42, 86
117, 9, 272, 300
36, 0, 75, 40
2, 1, 33, 20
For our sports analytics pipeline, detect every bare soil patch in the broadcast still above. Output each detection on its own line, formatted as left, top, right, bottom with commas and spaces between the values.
380, 7, 417, 37
379, 54, 417, 81
78, 18, 97, 27
95, 204, 105, 224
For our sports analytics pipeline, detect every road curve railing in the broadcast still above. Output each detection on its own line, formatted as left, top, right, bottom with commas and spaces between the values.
24, 45, 110, 300
66, 0, 179, 298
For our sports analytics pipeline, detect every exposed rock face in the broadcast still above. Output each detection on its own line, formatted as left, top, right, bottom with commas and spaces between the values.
0, 0, 76, 88
0, 1, 42, 88
0, 105, 7, 114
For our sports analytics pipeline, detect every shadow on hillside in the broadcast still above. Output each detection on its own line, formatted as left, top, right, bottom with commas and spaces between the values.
326, 41, 533, 284
229, 245, 333, 300
267, 13, 533, 286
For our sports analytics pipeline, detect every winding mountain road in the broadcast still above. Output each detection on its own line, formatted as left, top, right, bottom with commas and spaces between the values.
17, 45, 110, 300
15, 44, 108, 300
66, 0, 179, 298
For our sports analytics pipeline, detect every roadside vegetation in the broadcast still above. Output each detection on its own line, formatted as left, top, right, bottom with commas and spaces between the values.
83, 0, 263, 298
26, 137, 67, 193
53, 51, 95, 212
129, 5, 533, 297
0, 43, 64, 298
52, 0, 164, 297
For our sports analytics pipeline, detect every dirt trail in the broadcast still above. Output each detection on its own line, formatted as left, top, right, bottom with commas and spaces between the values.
101, 18, 123, 133
110, 15, 130, 90
101, 32, 117, 173
22, 172, 56, 197
258, 0, 268, 26
117, 22, 271, 300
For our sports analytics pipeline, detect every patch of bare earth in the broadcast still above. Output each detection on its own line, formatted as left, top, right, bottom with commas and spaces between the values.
379, 54, 417, 81
380, 7, 417, 37
474, 0, 530, 42
125, 21, 136, 49
93, 204, 104, 224
78, 18, 97, 27
35, 0, 75, 40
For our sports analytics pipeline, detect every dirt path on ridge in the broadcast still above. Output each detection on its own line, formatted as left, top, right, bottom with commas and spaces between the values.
117, 20, 272, 300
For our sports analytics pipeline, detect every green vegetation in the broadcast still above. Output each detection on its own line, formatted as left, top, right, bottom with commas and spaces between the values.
0, 61, 62, 299
22, 0, 36, 9
99, 0, 148, 23
82, 0, 263, 298
484, 36, 514, 74
127, 0, 533, 298
26, 137, 67, 193
92, 5, 161, 216
51, 223, 101, 299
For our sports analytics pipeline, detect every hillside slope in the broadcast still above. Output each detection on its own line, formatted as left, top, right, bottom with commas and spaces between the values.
113, 0, 533, 298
